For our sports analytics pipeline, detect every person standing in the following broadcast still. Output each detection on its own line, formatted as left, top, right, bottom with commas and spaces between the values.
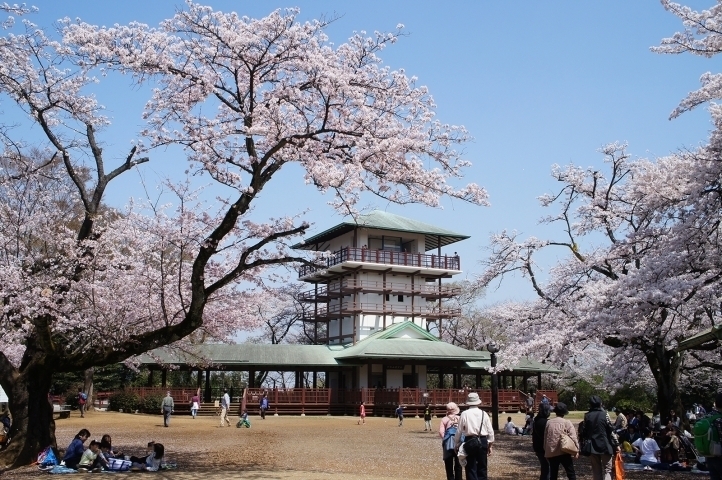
533, 404, 552, 480
526, 392, 535, 412
77, 388, 88, 418
190, 391, 200, 419
219, 388, 231, 427
357, 402, 366, 425
572, 394, 577, 411
582, 395, 618, 480
440, 402, 462, 480
160, 391, 174, 427
259, 391, 269, 420
544, 402, 578, 480
424, 404, 433, 432
396, 404, 404, 427
455, 392, 494, 480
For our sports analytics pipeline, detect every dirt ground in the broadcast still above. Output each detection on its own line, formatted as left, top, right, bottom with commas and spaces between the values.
0, 411, 705, 479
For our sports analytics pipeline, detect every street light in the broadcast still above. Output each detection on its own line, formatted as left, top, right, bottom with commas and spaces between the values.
487, 340, 500, 432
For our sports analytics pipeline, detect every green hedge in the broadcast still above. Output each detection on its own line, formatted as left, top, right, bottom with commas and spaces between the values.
108, 391, 140, 412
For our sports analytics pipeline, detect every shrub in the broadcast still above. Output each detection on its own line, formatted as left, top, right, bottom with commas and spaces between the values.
108, 391, 140, 412
137, 393, 164, 414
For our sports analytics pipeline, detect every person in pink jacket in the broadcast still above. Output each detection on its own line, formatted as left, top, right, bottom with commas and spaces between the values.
439, 402, 462, 480
544, 402, 579, 480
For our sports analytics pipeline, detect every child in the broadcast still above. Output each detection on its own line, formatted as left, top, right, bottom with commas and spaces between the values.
423, 405, 432, 431
237, 409, 251, 428
131, 442, 164, 471
77, 440, 107, 472
395, 405, 404, 427
129, 441, 155, 466
357, 402, 366, 425
99, 433, 122, 459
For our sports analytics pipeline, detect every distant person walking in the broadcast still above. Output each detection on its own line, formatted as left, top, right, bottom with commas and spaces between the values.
455, 392, 494, 480
190, 391, 200, 419
219, 388, 231, 427
396, 405, 404, 427
582, 395, 618, 480
161, 391, 174, 427
439, 402, 463, 480
259, 391, 269, 420
424, 404, 433, 431
357, 402, 366, 425
544, 402, 578, 480
572, 394, 577, 411
77, 388, 88, 418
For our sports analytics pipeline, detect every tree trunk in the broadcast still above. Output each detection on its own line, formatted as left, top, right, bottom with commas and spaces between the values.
0, 367, 56, 470
83, 367, 94, 414
645, 342, 686, 430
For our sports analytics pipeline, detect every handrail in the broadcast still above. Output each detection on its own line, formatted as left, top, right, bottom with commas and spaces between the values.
299, 247, 460, 277
298, 279, 461, 301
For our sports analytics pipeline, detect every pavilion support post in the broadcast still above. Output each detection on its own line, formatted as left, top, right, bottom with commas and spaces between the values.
523, 375, 528, 392
537, 373, 542, 390
502, 375, 507, 389
512, 375, 516, 390
476, 372, 481, 388
204, 369, 212, 403
161, 369, 167, 388
313, 371, 317, 389
147, 369, 154, 387
438, 369, 444, 389
196, 369, 203, 389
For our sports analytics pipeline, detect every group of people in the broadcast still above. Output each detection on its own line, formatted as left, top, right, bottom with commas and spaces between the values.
61, 429, 164, 472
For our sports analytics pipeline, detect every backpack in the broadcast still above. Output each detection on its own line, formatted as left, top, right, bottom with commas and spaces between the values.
693, 412, 722, 457
37, 446, 58, 468
79, 392, 87, 404
442, 423, 459, 454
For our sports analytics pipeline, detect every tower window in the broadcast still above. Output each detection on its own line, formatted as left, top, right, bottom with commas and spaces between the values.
398, 295, 403, 302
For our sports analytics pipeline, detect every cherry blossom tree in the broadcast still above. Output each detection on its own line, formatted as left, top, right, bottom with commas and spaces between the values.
0, 3, 485, 468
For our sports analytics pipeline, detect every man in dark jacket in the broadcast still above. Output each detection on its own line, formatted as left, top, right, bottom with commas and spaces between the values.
583, 395, 618, 480
532, 403, 552, 480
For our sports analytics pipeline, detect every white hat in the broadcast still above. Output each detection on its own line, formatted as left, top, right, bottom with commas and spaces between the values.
466, 392, 482, 406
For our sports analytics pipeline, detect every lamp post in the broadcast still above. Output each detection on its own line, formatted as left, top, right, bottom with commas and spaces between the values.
487, 341, 500, 432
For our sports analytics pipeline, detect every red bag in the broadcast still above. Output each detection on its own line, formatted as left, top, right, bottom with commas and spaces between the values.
614, 450, 625, 480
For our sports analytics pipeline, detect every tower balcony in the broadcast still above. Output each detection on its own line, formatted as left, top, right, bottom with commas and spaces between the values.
300, 302, 462, 322
298, 247, 461, 281
297, 279, 461, 302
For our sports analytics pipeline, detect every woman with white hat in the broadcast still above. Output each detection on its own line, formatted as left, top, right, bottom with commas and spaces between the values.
455, 392, 495, 480
439, 402, 462, 480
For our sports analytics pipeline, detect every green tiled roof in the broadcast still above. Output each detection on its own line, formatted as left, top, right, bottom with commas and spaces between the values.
137, 323, 561, 374
677, 325, 722, 352
293, 210, 469, 251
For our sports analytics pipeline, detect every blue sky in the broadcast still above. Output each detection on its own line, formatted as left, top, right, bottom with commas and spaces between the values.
14, 1, 717, 304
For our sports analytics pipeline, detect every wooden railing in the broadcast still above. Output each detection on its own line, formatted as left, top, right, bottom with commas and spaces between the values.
299, 247, 460, 277
298, 279, 461, 301
110, 387, 549, 416
301, 302, 461, 321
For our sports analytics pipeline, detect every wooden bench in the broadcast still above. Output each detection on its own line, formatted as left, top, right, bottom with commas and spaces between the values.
53, 404, 71, 419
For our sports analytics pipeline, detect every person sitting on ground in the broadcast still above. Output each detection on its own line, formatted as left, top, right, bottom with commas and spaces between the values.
632, 427, 660, 467
237, 409, 251, 428
99, 433, 122, 459
661, 426, 680, 463
77, 440, 108, 472
637, 410, 652, 431
614, 408, 628, 433
504, 416, 522, 435
522, 409, 534, 435
652, 408, 662, 431
129, 441, 155, 466
62, 429, 90, 469
618, 424, 640, 452
131, 442, 164, 471
667, 409, 681, 428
